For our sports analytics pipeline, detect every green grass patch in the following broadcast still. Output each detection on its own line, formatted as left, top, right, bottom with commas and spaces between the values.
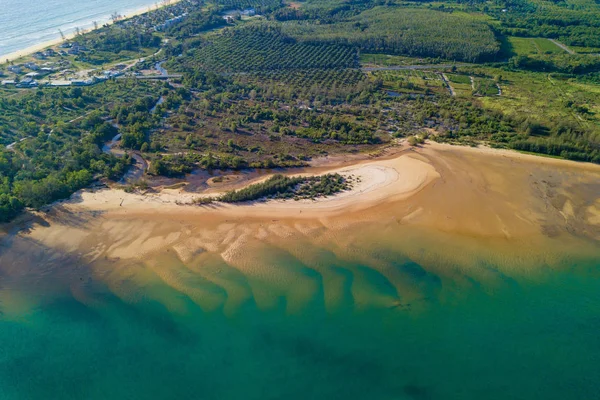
571, 46, 600, 54
359, 53, 438, 67
473, 78, 499, 96
508, 37, 566, 56
508, 37, 537, 56
447, 74, 471, 85
474, 66, 600, 135
533, 38, 565, 54
368, 70, 446, 95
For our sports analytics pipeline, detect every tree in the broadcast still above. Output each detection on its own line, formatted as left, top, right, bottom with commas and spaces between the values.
70, 87, 83, 98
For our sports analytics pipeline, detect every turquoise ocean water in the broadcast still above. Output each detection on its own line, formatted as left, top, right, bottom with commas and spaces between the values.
0, 0, 164, 58
0, 225, 599, 400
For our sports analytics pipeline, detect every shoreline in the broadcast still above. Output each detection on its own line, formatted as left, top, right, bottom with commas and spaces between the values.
3, 140, 599, 263
62, 147, 439, 219
44, 142, 600, 221
430, 141, 600, 170
1, 0, 183, 63
2, 141, 599, 248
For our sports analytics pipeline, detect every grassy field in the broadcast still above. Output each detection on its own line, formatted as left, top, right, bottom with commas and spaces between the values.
446, 73, 472, 96
508, 37, 566, 56
508, 37, 537, 56
447, 73, 471, 85
359, 53, 440, 67
367, 69, 447, 95
473, 67, 600, 133
533, 38, 565, 53
365, 55, 600, 138
473, 77, 499, 96
570, 46, 600, 54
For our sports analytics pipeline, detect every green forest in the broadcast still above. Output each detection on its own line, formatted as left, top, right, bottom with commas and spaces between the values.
278, 7, 501, 62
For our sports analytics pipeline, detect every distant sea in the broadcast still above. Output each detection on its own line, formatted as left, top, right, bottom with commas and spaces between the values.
0, 0, 164, 58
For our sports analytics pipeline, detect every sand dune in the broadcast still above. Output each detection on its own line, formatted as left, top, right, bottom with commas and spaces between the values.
64, 149, 439, 219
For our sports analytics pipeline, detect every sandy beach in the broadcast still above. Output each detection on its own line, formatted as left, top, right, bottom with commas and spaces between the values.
3, 142, 592, 266
50, 142, 600, 224
63, 147, 438, 218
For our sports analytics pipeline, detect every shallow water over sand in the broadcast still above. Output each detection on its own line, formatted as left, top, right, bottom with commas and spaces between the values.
1, 146, 599, 399
1, 218, 599, 399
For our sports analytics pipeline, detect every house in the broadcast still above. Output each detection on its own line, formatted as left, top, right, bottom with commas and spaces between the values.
71, 79, 94, 86
16, 78, 38, 88
25, 72, 40, 78
1, 80, 16, 86
7, 65, 22, 74
154, 13, 188, 31
103, 70, 123, 78
67, 42, 85, 55
24, 62, 39, 71
49, 80, 72, 87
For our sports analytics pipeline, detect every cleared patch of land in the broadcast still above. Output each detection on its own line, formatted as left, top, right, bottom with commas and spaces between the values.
508, 37, 566, 56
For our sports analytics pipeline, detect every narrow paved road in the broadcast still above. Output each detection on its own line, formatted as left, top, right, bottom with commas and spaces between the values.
549, 39, 575, 55
440, 73, 456, 96
5, 137, 30, 150
156, 61, 168, 76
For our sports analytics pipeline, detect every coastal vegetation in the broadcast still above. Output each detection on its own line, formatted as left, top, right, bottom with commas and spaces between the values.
196, 172, 352, 204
